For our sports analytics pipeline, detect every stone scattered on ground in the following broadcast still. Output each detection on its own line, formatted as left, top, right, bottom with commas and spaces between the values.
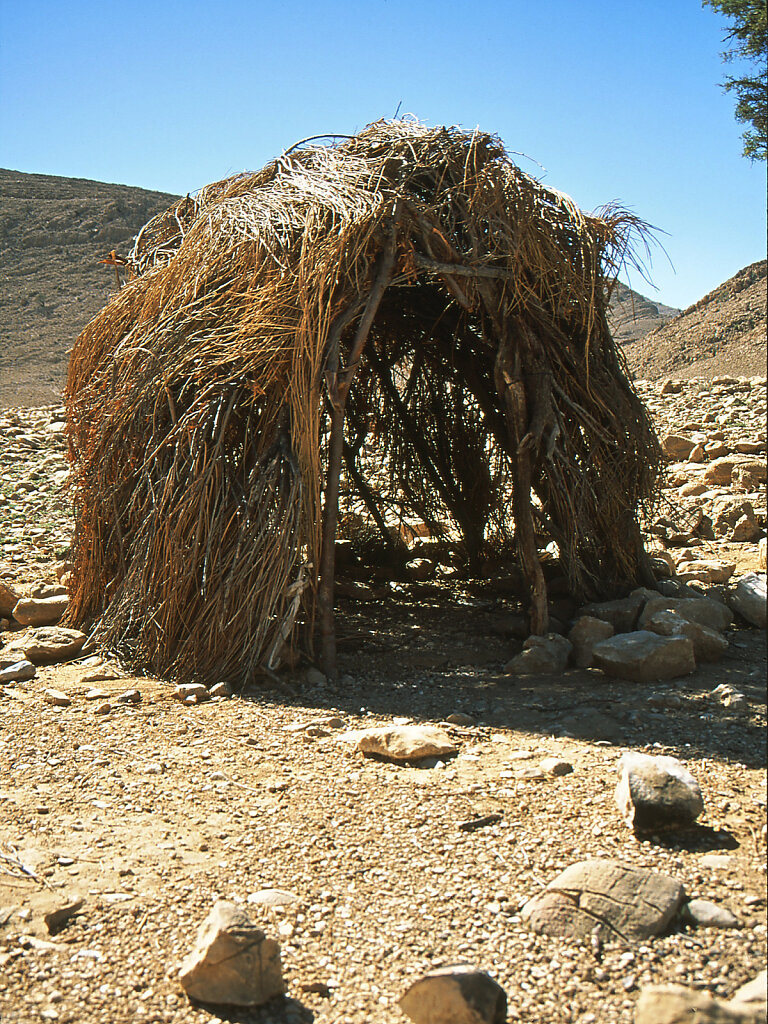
521, 859, 686, 943
0, 659, 36, 683
615, 752, 704, 833
352, 724, 458, 762
43, 897, 85, 936
7, 626, 87, 665
592, 631, 696, 682
680, 898, 741, 930
399, 965, 508, 1024
178, 901, 284, 1007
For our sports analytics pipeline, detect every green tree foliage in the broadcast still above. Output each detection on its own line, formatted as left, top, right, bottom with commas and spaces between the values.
704, 0, 767, 159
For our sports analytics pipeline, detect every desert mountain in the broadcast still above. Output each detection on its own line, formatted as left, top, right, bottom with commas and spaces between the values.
621, 260, 767, 380
0, 168, 762, 406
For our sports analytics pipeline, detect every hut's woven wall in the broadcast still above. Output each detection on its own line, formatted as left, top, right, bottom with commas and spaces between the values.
65, 119, 662, 684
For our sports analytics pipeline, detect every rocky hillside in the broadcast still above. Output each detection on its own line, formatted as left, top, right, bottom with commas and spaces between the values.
623, 261, 767, 380
607, 280, 681, 346
0, 169, 177, 406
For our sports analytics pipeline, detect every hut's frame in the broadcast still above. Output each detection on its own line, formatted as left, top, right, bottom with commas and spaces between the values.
65, 120, 662, 683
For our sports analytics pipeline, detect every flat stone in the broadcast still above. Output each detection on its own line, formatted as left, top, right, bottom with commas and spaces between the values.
115, 689, 141, 705
592, 631, 695, 682
635, 984, 764, 1023
15, 627, 88, 666
0, 660, 36, 684
12, 595, 69, 627
355, 725, 457, 762
680, 898, 740, 929
567, 616, 615, 668
521, 859, 685, 944
504, 633, 572, 675
644, 610, 728, 662
399, 965, 507, 1024
731, 514, 761, 542
731, 971, 767, 1016
44, 898, 85, 935
699, 854, 736, 871
662, 434, 696, 460
616, 752, 703, 833
43, 689, 71, 707
247, 889, 299, 907
638, 596, 733, 633
703, 457, 742, 485
732, 460, 766, 488
178, 901, 284, 1007
209, 682, 233, 698
729, 572, 767, 629
676, 560, 735, 585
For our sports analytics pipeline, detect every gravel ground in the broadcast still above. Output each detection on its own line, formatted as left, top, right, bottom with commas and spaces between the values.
0, 380, 766, 1024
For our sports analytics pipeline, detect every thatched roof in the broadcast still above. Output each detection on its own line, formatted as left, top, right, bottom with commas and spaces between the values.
65, 119, 662, 684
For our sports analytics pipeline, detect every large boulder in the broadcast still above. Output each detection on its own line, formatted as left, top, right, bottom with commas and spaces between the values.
643, 609, 728, 662
567, 616, 615, 668
504, 633, 572, 675
728, 573, 767, 629
592, 631, 695, 683
178, 902, 284, 1007
578, 589, 655, 633
522, 859, 685, 944
616, 752, 703, 833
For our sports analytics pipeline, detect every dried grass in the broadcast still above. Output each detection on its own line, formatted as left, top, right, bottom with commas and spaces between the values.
65, 118, 662, 683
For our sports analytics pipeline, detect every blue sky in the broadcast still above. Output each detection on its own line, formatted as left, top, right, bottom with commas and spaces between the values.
1, 0, 765, 308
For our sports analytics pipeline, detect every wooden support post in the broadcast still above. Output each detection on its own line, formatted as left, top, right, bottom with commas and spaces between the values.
318, 203, 401, 679
494, 326, 549, 636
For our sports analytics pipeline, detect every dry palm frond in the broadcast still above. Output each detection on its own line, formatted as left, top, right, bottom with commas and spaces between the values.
65, 118, 662, 684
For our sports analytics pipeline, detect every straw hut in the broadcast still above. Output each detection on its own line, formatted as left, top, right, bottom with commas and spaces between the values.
64, 119, 662, 684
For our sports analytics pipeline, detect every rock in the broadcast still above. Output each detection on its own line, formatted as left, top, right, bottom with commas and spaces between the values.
616, 752, 703, 832
735, 441, 765, 455
246, 889, 299, 907
503, 633, 572, 675
81, 665, 123, 683
539, 757, 573, 777
679, 481, 708, 497
43, 689, 72, 707
578, 590, 653, 633
406, 557, 436, 582
644, 610, 728, 662
704, 457, 741, 485
712, 498, 757, 534
680, 898, 740, 930
567, 616, 615, 668
688, 443, 705, 462
175, 683, 210, 702
444, 712, 476, 727
635, 984, 765, 1023
731, 515, 762, 542
399, 965, 507, 1024
0, 660, 36, 684
638, 596, 733, 633
304, 666, 326, 687
676, 560, 735, 585
0, 581, 20, 618
178, 901, 284, 1007
662, 434, 696, 460
209, 682, 233, 698
592, 631, 695, 682
355, 725, 457, 762
699, 854, 736, 870
44, 898, 85, 935
11, 627, 88, 665
84, 688, 109, 701
522, 859, 685, 943
11, 595, 69, 627
729, 572, 767, 628
731, 971, 767, 1016
759, 538, 767, 570
115, 689, 142, 705
732, 460, 766, 488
